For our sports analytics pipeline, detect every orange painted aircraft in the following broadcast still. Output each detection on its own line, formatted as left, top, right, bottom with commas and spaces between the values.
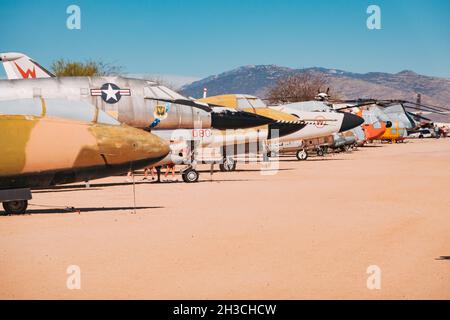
379, 121, 407, 143
356, 109, 391, 142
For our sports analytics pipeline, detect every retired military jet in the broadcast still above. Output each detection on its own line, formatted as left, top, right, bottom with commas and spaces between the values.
198, 94, 312, 169
0, 52, 55, 79
198, 94, 364, 162
1, 52, 291, 182
270, 101, 363, 158
0, 97, 170, 215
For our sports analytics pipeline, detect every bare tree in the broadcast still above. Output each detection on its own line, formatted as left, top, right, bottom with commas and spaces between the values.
51, 59, 123, 76
267, 72, 327, 104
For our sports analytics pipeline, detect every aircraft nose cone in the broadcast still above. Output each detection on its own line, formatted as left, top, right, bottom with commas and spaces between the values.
211, 110, 274, 130
386, 121, 392, 128
97, 125, 170, 167
339, 112, 365, 132
268, 121, 307, 139
139, 131, 170, 161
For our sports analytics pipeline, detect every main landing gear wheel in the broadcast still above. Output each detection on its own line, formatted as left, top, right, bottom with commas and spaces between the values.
296, 149, 308, 161
182, 168, 199, 183
219, 158, 237, 172
316, 148, 324, 157
2, 200, 28, 215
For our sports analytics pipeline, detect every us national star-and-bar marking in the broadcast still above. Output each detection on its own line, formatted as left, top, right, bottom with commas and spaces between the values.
90, 83, 131, 104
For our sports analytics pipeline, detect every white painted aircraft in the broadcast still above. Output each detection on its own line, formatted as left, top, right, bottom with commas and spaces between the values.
198, 94, 364, 161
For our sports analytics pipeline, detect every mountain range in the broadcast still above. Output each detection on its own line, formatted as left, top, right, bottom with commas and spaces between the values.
181, 65, 450, 122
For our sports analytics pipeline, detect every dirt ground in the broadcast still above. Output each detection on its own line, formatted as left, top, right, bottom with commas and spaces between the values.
0, 139, 449, 299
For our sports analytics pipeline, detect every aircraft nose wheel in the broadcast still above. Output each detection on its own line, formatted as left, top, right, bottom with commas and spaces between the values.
316, 148, 324, 157
182, 168, 199, 183
219, 157, 237, 172
296, 149, 308, 161
2, 200, 28, 215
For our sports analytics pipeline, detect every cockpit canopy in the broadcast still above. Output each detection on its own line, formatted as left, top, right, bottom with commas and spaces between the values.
198, 94, 267, 110
0, 98, 120, 125
282, 100, 332, 112
235, 95, 267, 110
143, 82, 186, 100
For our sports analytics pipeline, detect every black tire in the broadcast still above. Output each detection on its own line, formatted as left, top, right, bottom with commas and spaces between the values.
419, 135, 423, 139
182, 169, 199, 183
296, 149, 308, 161
2, 200, 28, 215
316, 148, 324, 157
219, 158, 236, 172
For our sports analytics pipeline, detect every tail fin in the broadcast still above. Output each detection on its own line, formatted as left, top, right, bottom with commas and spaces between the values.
0, 52, 55, 79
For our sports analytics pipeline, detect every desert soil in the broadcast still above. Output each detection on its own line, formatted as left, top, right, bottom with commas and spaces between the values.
0, 139, 449, 299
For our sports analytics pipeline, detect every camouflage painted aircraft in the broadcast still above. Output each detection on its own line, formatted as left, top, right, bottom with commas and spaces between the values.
0, 98, 170, 215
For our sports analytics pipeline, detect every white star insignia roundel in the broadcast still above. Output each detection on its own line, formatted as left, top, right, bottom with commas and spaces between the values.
103, 84, 119, 102
90, 83, 131, 104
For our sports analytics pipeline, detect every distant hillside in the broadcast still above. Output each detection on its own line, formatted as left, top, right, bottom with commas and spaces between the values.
181, 65, 450, 122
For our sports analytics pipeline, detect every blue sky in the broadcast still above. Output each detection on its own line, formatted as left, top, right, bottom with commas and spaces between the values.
1, 0, 449, 78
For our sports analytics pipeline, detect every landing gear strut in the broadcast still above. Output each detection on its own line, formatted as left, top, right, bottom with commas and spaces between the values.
155, 166, 162, 182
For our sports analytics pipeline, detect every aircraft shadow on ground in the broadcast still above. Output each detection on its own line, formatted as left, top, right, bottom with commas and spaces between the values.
227, 168, 295, 172
276, 157, 352, 162
361, 145, 384, 148
34, 187, 104, 194
24, 206, 163, 215
436, 256, 450, 260
34, 177, 263, 191
38, 181, 150, 190
164, 179, 256, 183
33, 167, 296, 192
